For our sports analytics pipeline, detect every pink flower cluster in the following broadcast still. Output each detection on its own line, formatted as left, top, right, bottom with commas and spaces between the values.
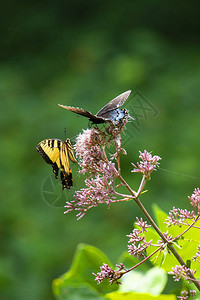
188, 188, 200, 213
192, 245, 200, 263
93, 263, 126, 285
168, 265, 196, 282
165, 188, 200, 228
177, 290, 196, 300
127, 217, 152, 258
131, 150, 161, 179
75, 128, 106, 174
157, 231, 173, 246
65, 128, 118, 219
165, 207, 195, 227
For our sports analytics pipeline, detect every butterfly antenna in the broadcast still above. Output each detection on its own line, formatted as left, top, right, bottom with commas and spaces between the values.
64, 128, 67, 139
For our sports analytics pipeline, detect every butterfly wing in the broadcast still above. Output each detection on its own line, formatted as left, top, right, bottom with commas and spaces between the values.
36, 139, 61, 178
96, 90, 131, 117
65, 139, 77, 163
59, 142, 73, 189
58, 90, 131, 124
36, 138, 77, 189
58, 105, 105, 124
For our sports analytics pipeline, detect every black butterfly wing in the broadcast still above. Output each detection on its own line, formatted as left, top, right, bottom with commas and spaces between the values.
96, 90, 131, 117
58, 90, 131, 124
58, 104, 105, 124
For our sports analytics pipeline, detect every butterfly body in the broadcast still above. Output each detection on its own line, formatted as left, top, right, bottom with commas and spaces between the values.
97, 108, 129, 124
58, 90, 132, 124
36, 138, 77, 190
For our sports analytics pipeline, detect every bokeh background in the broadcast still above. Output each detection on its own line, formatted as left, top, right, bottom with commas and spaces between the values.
1, 1, 200, 299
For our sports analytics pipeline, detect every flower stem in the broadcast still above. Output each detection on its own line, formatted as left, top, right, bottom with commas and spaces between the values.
136, 175, 147, 197
123, 246, 163, 275
119, 174, 200, 291
136, 197, 200, 290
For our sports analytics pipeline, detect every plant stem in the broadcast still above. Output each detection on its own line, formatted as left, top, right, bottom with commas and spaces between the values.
136, 175, 147, 196
136, 197, 200, 290
123, 246, 163, 275
119, 174, 200, 291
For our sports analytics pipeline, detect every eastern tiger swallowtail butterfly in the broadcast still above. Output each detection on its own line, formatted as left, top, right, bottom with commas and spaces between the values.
58, 90, 132, 124
36, 138, 77, 190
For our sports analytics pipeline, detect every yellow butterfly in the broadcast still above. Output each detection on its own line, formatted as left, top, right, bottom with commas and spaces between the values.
36, 139, 77, 189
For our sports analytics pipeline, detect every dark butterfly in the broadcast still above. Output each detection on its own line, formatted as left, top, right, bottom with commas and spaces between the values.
58, 90, 132, 125
36, 138, 77, 190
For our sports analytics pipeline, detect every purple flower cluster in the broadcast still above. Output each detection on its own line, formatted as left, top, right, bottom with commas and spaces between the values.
169, 265, 196, 282
165, 206, 195, 227
165, 188, 200, 227
157, 231, 173, 247
131, 150, 161, 179
127, 217, 152, 258
75, 128, 106, 174
177, 290, 196, 300
65, 128, 119, 219
65, 126, 163, 219
93, 263, 126, 285
65, 164, 118, 219
192, 245, 200, 263
188, 188, 200, 213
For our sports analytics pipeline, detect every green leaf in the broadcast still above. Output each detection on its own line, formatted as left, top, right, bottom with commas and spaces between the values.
53, 281, 105, 300
119, 267, 167, 295
152, 204, 169, 230
105, 291, 176, 300
52, 244, 117, 300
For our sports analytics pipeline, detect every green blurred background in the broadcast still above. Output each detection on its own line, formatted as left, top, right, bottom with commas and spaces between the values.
1, 1, 200, 299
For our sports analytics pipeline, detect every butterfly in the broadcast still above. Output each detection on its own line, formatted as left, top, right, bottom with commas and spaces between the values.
36, 138, 77, 190
58, 90, 132, 124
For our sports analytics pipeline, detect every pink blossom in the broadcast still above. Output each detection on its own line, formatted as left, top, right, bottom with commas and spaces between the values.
192, 245, 200, 263
177, 290, 196, 300
188, 188, 200, 213
75, 128, 106, 174
165, 206, 195, 227
127, 218, 152, 258
157, 231, 173, 246
169, 265, 196, 282
131, 150, 161, 179
93, 263, 126, 285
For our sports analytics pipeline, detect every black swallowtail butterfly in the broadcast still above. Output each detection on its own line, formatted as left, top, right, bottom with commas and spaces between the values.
58, 90, 132, 125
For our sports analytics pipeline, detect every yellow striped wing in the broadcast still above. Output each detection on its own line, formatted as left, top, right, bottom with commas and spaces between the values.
36, 138, 77, 189
65, 139, 77, 163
